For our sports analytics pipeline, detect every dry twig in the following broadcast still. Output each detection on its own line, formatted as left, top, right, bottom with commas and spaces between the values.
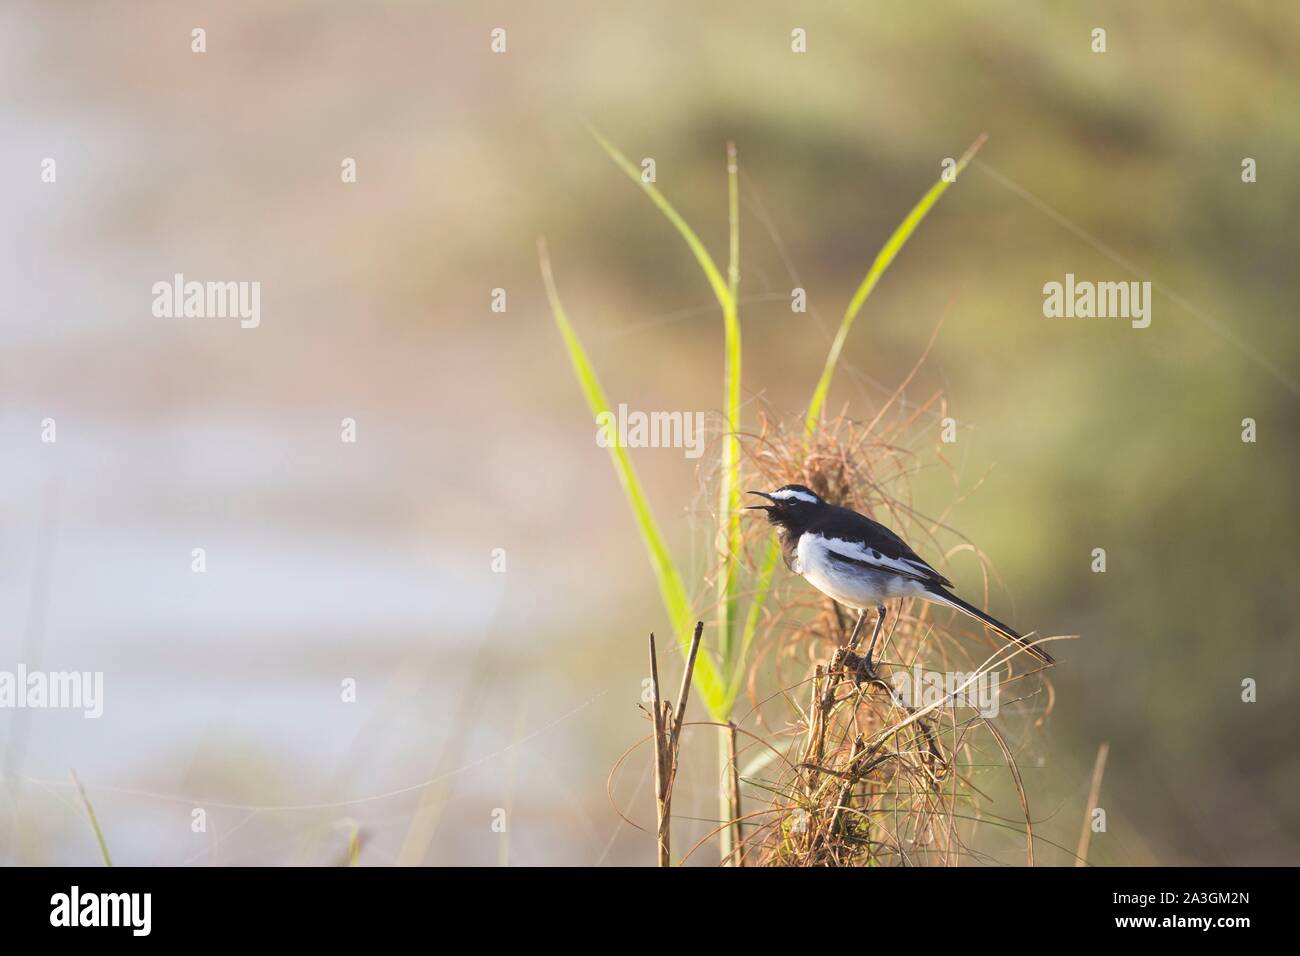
646, 621, 705, 866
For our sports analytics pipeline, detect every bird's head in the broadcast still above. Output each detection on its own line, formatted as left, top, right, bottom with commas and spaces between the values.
745, 483, 825, 530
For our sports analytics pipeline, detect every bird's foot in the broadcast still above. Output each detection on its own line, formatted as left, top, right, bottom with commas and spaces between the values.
822, 645, 884, 713
845, 648, 878, 686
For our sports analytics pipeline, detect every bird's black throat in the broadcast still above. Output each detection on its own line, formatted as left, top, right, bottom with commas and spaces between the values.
758, 510, 809, 573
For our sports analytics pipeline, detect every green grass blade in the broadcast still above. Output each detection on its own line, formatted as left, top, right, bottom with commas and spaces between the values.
590, 129, 746, 712
717, 141, 742, 677
70, 769, 113, 867
716, 142, 744, 864
588, 126, 733, 315
804, 133, 987, 436
728, 536, 779, 707
334, 818, 362, 866
539, 239, 728, 716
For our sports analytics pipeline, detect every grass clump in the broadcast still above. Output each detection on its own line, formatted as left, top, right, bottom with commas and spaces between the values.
724, 409, 1055, 866
545, 128, 1057, 865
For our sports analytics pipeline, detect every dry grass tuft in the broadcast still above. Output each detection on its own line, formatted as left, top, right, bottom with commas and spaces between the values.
716, 392, 1057, 867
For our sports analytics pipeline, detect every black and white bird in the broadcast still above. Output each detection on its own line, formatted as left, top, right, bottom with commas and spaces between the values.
746, 483, 1053, 671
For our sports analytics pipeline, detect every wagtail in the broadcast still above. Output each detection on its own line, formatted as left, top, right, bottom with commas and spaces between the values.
746, 484, 1053, 672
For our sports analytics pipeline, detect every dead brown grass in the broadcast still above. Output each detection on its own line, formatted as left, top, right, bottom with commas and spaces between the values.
716, 393, 1058, 866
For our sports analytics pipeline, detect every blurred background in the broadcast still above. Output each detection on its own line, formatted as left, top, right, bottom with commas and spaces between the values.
1, 1, 1297, 865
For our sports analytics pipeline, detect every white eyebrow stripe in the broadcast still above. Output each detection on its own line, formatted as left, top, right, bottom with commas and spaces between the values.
771, 488, 819, 504
818, 536, 934, 579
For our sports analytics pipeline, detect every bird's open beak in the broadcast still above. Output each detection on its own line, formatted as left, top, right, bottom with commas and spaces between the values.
744, 490, 775, 510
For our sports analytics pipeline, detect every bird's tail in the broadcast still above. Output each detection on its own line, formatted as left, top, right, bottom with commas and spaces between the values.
926, 587, 1055, 665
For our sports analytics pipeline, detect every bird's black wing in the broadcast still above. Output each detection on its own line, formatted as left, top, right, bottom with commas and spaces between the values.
811, 506, 954, 588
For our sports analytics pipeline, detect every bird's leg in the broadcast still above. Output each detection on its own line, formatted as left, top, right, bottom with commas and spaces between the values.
855, 604, 887, 682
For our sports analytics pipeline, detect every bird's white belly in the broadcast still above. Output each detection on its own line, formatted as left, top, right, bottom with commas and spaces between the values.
796, 533, 926, 609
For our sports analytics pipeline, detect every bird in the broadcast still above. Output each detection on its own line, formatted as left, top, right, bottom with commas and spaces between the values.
745, 483, 1053, 673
